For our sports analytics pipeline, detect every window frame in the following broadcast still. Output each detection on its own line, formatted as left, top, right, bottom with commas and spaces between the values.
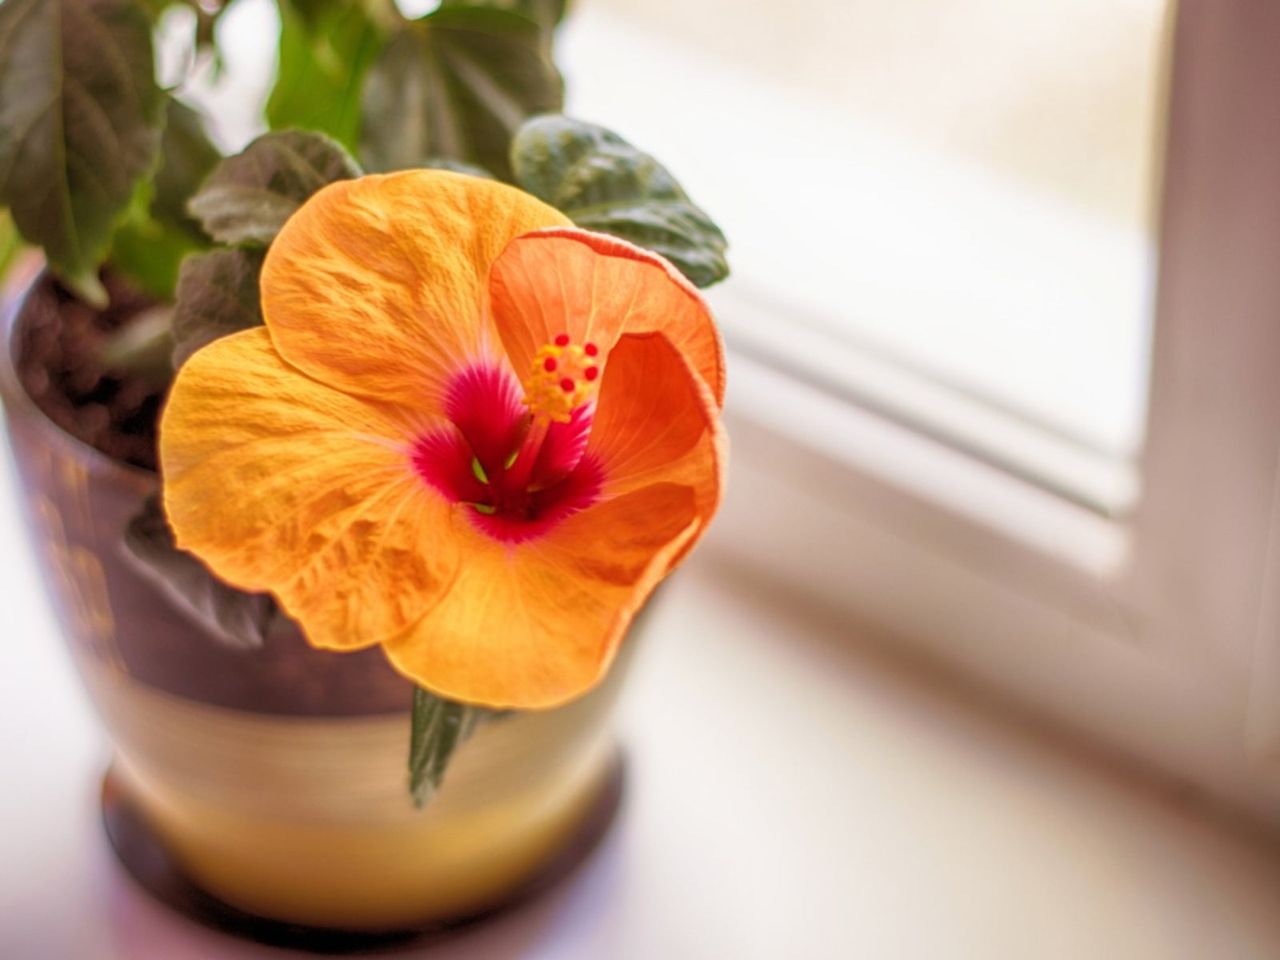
704, 0, 1280, 825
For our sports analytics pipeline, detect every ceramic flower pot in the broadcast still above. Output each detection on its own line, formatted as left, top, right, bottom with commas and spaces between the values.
0, 270, 628, 938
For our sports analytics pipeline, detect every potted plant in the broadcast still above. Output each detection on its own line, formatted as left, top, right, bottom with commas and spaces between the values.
0, 0, 728, 942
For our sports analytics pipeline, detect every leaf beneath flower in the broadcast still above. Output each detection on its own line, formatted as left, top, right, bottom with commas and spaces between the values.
511, 115, 729, 289
408, 687, 489, 807
171, 248, 263, 368
123, 496, 277, 651
187, 130, 361, 247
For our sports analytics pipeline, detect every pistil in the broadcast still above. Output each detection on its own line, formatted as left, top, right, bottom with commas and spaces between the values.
502, 413, 551, 493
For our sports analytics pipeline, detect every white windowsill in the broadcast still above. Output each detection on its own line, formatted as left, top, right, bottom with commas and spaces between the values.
719, 341, 1131, 582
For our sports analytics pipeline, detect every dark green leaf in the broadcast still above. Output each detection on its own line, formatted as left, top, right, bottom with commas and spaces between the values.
109, 100, 222, 298
0, 0, 166, 306
511, 115, 729, 288
152, 99, 222, 236
440, 0, 566, 37
408, 686, 488, 807
187, 130, 360, 246
171, 247, 263, 367
267, 0, 386, 152
360, 6, 564, 181
123, 495, 277, 650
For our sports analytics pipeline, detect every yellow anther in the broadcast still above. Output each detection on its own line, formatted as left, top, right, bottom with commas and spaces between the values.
524, 339, 600, 423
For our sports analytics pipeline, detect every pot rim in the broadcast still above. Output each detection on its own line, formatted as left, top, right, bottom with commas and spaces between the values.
0, 258, 159, 491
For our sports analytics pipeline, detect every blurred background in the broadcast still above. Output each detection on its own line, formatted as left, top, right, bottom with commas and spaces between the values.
185, 0, 1163, 509
9, 1, 1280, 957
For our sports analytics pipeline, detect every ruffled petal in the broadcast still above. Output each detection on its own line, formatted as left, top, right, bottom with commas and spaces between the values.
383, 483, 700, 708
587, 332, 726, 521
160, 328, 460, 650
261, 170, 569, 414
489, 227, 725, 406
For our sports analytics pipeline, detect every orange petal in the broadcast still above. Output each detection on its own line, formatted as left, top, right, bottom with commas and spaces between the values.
587, 332, 726, 522
489, 227, 725, 406
383, 483, 701, 709
261, 170, 569, 413
160, 327, 459, 650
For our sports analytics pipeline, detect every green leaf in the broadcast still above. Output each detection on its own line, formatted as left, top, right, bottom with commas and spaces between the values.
286, 0, 397, 29
267, 0, 386, 152
123, 495, 277, 650
360, 5, 564, 181
0, 209, 25, 283
110, 102, 221, 299
109, 185, 197, 299
440, 0, 566, 36
152, 99, 222, 237
408, 687, 488, 807
0, 0, 165, 306
511, 115, 730, 288
187, 130, 360, 246
171, 247, 263, 368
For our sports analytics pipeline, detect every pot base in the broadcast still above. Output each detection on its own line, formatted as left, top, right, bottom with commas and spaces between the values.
101, 751, 626, 953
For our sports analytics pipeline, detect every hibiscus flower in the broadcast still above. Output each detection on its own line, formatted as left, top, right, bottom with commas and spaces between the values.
160, 170, 725, 709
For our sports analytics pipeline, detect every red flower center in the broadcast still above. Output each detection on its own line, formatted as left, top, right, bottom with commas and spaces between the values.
413, 338, 605, 543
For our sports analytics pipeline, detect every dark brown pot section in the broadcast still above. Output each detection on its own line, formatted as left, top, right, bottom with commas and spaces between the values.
1, 270, 412, 716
